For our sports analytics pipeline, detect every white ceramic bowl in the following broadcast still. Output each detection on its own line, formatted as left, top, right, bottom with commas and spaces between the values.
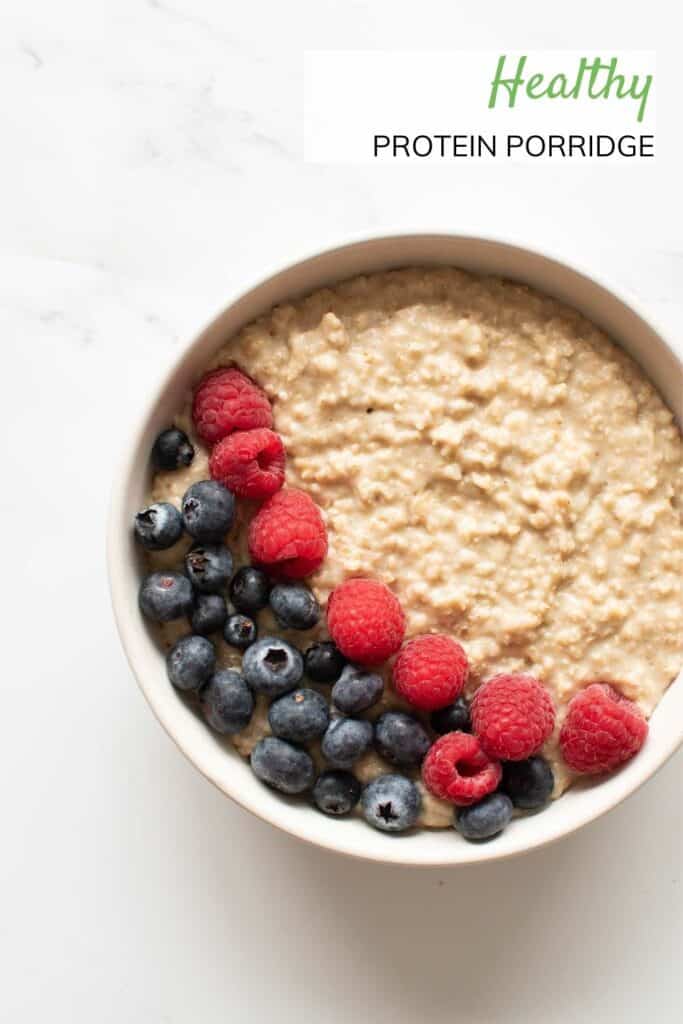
108, 233, 683, 866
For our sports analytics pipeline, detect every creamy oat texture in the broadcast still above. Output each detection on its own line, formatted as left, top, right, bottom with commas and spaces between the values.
149, 267, 683, 824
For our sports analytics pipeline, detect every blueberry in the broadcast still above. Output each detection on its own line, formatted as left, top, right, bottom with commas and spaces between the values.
313, 770, 361, 816
185, 544, 233, 594
269, 583, 320, 630
374, 712, 431, 766
200, 669, 254, 735
430, 697, 471, 735
134, 502, 184, 550
229, 566, 270, 614
321, 717, 373, 769
190, 594, 227, 636
152, 427, 194, 471
456, 793, 514, 841
268, 688, 330, 743
250, 736, 315, 794
361, 774, 421, 833
166, 635, 215, 691
502, 756, 554, 810
304, 641, 346, 684
223, 613, 258, 650
139, 571, 194, 622
182, 480, 235, 542
332, 664, 383, 714
242, 636, 304, 696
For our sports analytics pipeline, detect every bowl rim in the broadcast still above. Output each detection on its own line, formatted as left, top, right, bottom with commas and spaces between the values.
107, 230, 683, 867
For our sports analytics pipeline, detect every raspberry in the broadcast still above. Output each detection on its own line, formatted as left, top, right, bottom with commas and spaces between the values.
560, 683, 648, 775
248, 488, 327, 579
192, 367, 273, 447
209, 428, 285, 500
471, 674, 555, 761
422, 732, 502, 806
393, 634, 468, 711
326, 578, 406, 666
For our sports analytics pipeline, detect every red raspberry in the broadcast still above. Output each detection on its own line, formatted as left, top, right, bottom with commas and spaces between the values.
209, 428, 285, 500
560, 683, 648, 775
422, 732, 502, 806
248, 488, 327, 579
393, 634, 468, 711
192, 367, 273, 446
471, 674, 555, 761
326, 578, 405, 666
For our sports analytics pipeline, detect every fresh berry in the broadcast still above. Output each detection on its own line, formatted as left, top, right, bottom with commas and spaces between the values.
326, 578, 405, 666
242, 636, 304, 696
268, 688, 330, 743
166, 635, 216, 691
456, 793, 514, 841
304, 641, 346, 684
200, 669, 254, 734
374, 711, 431, 766
134, 502, 184, 550
229, 566, 270, 614
332, 665, 383, 714
501, 756, 554, 809
151, 427, 194, 471
190, 594, 228, 636
312, 771, 361, 816
321, 717, 373, 769
471, 674, 555, 761
430, 697, 471, 735
248, 488, 327, 579
139, 572, 194, 622
250, 736, 315, 794
192, 366, 273, 447
392, 634, 468, 711
181, 480, 235, 542
185, 544, 233, 594
209, 428, 285, 500
559, 683, 648, 774
422, 732, 502, 806
361, 774, 421, 833
223, 613, 257, 650
269, 582, 320, 630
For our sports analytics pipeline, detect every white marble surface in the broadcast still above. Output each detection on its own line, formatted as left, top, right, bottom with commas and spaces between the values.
1, 2, 681, 1022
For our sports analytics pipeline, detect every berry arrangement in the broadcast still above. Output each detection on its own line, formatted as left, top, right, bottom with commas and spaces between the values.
136, 365, 650, 841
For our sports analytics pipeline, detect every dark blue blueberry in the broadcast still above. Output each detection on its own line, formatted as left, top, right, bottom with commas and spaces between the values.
456, 793, 514, 841
190, 593, 228, 636
229, 566, 270, 614
200, 669, 254, 735
312, 770, 361, 816
374, 712, 430, 766
185, 544, 233, 594
268, 688, 330, 743
223, 613, 258, 650
269, 583, 320, 630
332, 665, 383, 714
361, 774, 421, 833
139, 571, 194, 622
166, 635, 216, 691
250, 736, 315, 794
502, 756, 554, 810
242, 636, 304, 696
182, 480, 235, 542
151, 427, 194, 471
134, 502, 184, 550
321, 717, 373, 769
430, 697, 471, 735
304, 641, 346, 684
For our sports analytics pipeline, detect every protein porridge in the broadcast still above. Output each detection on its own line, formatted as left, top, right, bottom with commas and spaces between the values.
138, 267, 683, 835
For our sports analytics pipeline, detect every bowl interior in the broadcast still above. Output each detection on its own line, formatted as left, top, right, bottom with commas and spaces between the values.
109, 234, 683, 866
